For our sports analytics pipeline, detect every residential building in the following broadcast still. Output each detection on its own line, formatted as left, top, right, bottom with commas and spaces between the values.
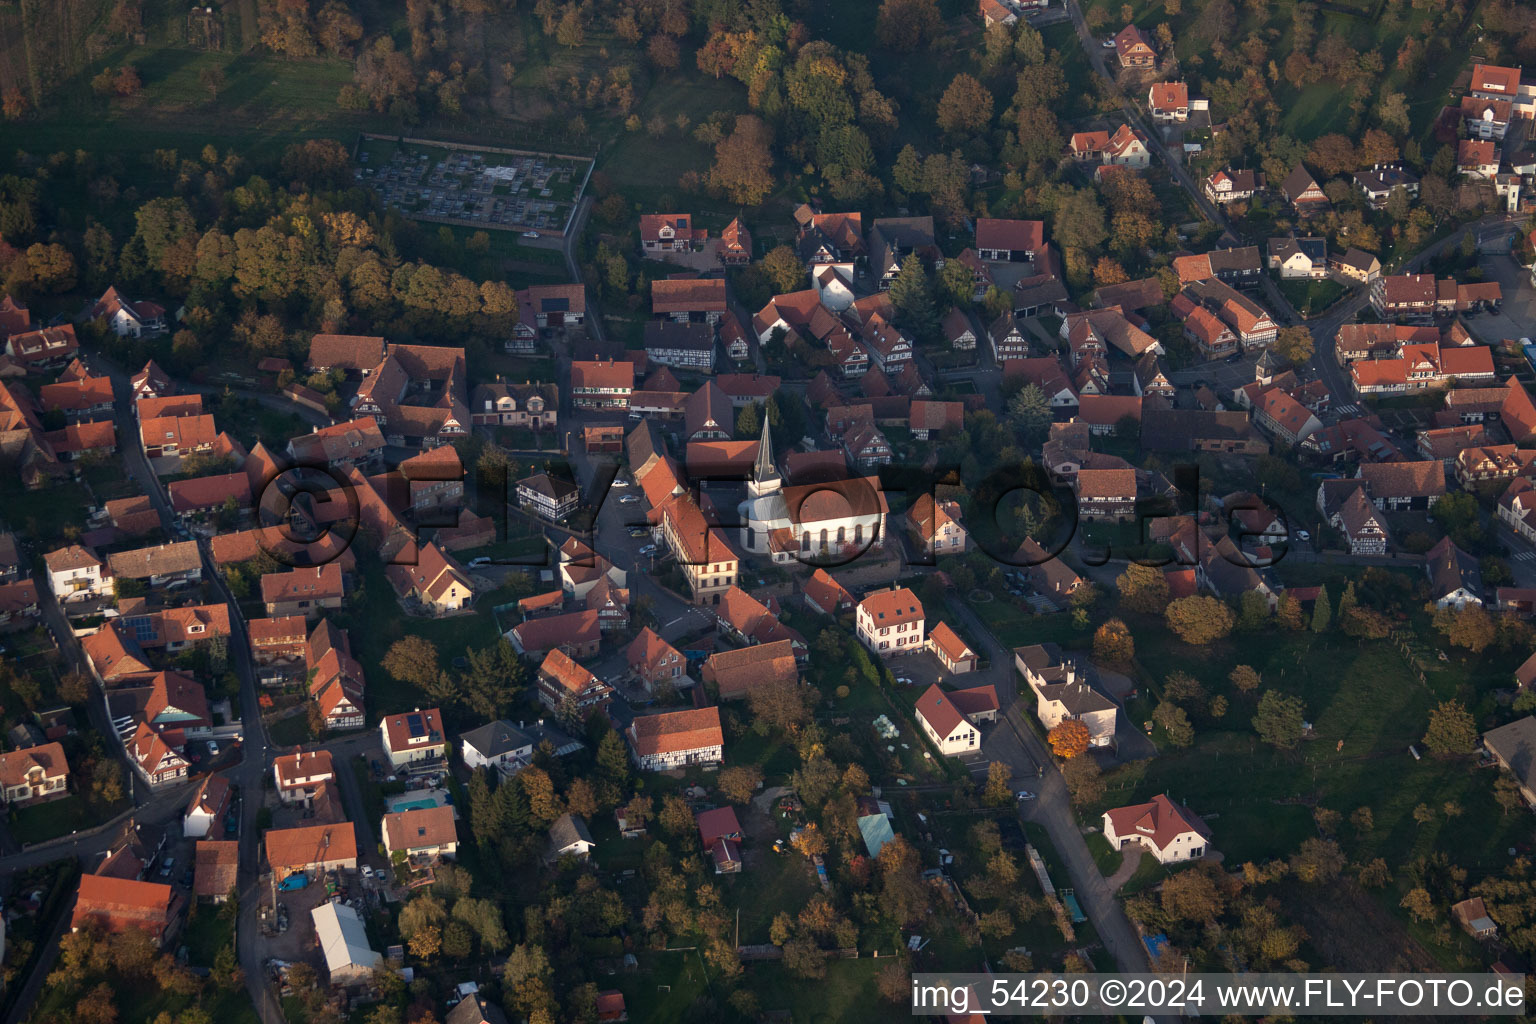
512, 284, 586, 344
546, 813, 596, 862
83, 286, 166, 337
194, 840, 238, 903
460, 720, 535, 775
1280, 163, 1329, 216
627, 707, 724, 771
697, 806, 743, 874
378, 707, 447, 768
1483, 716, 1536, 805
507, 608, 603, 659
470, 380, 558, 428
1357, 460, 1445, 511
1426, 536, 1483, 609
908, 494, 968, 557
1268, 236, 1327, 279
1204, 168, 1261, 205
1014, 643, 1118, 747
384, 542, 475, 616
287, 418, 386, 472
652, 277, 728, 324
45, 544, 108, 601
1103, 795, 1212, 865
974, 219, 1044, 262
71, 875, 179, 946
1075, 467, 1137, 522
261, 563, 345, 617
274, 749, 336, 806
1113, 24, 1156, 67
183, 774, 231, 839
1355, 164, 1420, 207
382, 805, 459, 861
1147, 81, 1189, 122
536, 648, 613, 715
639, 213, 702, 253
855, 587, 925, 657
644, 320, 716, 372
571, 359, 635, 410
625, 628, 685, 691
928, 622, 977, 674
0, 742, 69, 806
516, 472, 580, 521
912, 684, 980, 756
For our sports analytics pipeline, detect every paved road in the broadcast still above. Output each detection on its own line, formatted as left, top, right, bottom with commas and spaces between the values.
562, 196, 602, 344
942, 599, 1151, 975
85, 355, 285, 1024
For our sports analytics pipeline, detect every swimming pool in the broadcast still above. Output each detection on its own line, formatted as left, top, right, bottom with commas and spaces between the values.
391, 797, 439, 812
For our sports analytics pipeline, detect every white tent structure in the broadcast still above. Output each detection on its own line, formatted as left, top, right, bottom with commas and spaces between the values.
312, 901, 381, 986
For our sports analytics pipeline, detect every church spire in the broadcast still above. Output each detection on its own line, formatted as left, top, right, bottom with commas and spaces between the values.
753, 415, 781, 489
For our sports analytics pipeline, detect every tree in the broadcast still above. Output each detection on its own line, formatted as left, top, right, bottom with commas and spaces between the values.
1310, 585, 1332, 632
876, 963, 909, 1003
1229, 664, 1261, 694
735, 403, 760, 440
1116, 563, 1170, 613
1400, 887, 1436, 922
1049, 719, 1092, 759
718, 764, 762, 804
1161, 869, 1223, 922
555, 6, 584, 46
1006, 384, 1052, 442
1062, 754, 1104, 803
1091, 618, 1135, 666
888, 257, 938, 339
983, 760, 1013, 806
1444, 606, 1496, 653
1358, 857, 1391, 887
1289, 837, 1344, 883
1153, 701, 1194, 747
383, 636, 440, 689
760, 245, 805, 293
1495, 775, 1526, 815
1052, 190, 1108, 252
709, 116, 775, 205
408, 924, 442, 961
1273, 326, 1314, 366
875, 0, 941, 51
1423, 700, 1476, 756
2, 87, 29, 121
1164, 596, 1235, 644
748, 675, 812, 732
937, 74, 994, 137
1253, 691, 1305, 749
659, 794, 694, 835
25, 243, 77, 292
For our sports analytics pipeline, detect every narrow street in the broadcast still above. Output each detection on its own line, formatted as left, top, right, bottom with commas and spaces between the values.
943, 598, 1152, 976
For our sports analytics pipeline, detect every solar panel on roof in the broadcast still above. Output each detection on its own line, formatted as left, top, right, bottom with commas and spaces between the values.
543, 297, 569, 313
407, 714, 426, 737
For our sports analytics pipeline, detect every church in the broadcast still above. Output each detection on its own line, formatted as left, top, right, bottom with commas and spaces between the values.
737, 420, 889, 564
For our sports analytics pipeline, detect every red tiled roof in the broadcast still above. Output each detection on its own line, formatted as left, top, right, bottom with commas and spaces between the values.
1105, 794, 1210, 852
975, 218, 1044, 253
629, 707, 723, 756
859, 586, 923, 626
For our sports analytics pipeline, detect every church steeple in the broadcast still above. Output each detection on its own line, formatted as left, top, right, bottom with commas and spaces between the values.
750, 416, 781, 497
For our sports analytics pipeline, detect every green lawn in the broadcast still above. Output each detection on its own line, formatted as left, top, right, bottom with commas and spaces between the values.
744, 958, 888, 1020
1278, 276, 1349, 316
9, 795, 101, 845
1094, 616, 1531, 870
21, 48, 373, 158
266, 711, 313, 747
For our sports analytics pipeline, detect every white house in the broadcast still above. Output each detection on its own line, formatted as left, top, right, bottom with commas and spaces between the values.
45, 544, 108, 602
855, 587, 925, 657
546, 812, 596, 862
459, 720, 535, 775
273, 749, 335, 806
913, 684, 980, 756
1102, 794, 1213, 865
379, 707, 448, 768
182, 774, 230, 839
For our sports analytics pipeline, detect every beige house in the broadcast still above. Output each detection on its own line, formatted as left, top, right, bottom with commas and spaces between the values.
855, 587, 925, 657
1014, 643, 1118, 748
0, 742, 69, 806
379, 707, 447, 767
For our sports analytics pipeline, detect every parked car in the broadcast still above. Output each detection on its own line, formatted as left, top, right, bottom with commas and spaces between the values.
1016, 790, 1037, 801
1101, 38, 1116, 47
468, 556, 492, 568
618, 494, 640, 504
1295, 530, 1311, 541
160, 857, 175, 878
361, 865, 374, 879
207, 740, 219, 756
